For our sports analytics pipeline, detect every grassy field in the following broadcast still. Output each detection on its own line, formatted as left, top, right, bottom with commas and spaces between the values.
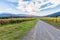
0, 18, 37, 40
40, 17, 60, 29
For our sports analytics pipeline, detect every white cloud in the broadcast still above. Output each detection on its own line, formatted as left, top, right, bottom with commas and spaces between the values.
49, 0, 60, 4
17, 0, 60, 16
17, 0, 42, 13
40, 4, 58, 11
40, 0, 60, 11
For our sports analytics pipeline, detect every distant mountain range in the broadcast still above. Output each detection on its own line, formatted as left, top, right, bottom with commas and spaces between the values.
45, 12, 60, 17
0, 13, 34, 18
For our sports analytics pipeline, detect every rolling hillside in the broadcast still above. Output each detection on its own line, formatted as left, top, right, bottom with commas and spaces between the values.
45, 12, 60, 17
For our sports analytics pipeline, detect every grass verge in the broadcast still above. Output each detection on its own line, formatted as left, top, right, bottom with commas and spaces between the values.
0, 20, 37, 40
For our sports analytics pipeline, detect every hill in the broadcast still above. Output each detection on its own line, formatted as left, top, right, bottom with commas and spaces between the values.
45, 12, 60, 17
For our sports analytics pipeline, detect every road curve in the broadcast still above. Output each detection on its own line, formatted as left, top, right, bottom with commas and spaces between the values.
23, 20, 60, 40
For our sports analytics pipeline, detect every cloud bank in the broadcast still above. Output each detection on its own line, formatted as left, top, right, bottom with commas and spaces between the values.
17, 0, 60, 16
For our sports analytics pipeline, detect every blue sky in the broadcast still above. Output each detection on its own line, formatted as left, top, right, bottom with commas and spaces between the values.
0, 0, 60, 16
0, 0, 26, 14
0, 0, 18, 13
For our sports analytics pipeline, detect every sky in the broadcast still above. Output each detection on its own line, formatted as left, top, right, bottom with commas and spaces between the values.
0, 0, 60, 16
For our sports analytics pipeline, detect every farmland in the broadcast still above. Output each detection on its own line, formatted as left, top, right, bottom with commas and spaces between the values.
0, 18, 37, 40
40, 17, 60, 29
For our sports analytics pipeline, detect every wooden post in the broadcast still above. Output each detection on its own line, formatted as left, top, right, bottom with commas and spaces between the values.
56, 16, 58, 22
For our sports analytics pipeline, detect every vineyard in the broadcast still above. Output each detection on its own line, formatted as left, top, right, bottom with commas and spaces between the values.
40, 17, 60, 22
0, 18, 35, 25
40, 17, 60, 29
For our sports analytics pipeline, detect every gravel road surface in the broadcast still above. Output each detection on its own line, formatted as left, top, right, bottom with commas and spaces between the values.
23, 20, 60, 40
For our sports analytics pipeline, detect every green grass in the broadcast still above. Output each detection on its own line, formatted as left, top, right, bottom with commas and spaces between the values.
40, 18, 60, 29
0, 20, 37, 40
